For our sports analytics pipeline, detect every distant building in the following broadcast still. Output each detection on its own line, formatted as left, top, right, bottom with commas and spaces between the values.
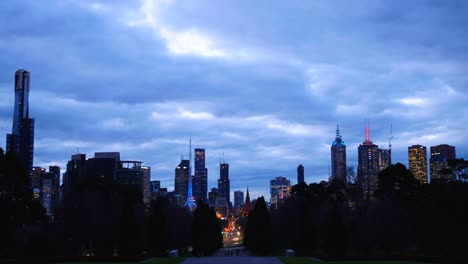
6, 69, 35, 172
48, 165, 61, 215
378, 148, 392, 172
63, 153, 87, 198
150, 180, 161, 200
430, 144, 456, 181
208, 187, 218, 207
297, 164, 304, 184
270, 177, 291, 209
40, 170, 60, 217
30, 167, 45, 199
331, 125, 346, 183
117, 160, 144, 194
234, 190, 244, 208
174, 159, 190, 205
86, 152, 120, 181
357, 125, 380, 200
141, 166, 151, 205
408, 145, 428, 184
242, 187, 252, 217
194, 148, 208, 201
218, 162, 230, 206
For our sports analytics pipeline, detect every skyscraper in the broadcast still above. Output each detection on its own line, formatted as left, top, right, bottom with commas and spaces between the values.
234, 190, 244, 208
378, 148, 391, 172
40, 169, 60, 217
408, 145, 428, 184
175, 159, 190, 205
357, 124, 380, 199
430, 144, 456, 181
331, 125, 346, 183
6, 69, 35, 172
141, 166, 151, 206
270, 177, 291, 209
297, 164, 304, 184
218, 162, 230, 206
194, 148, 208, 200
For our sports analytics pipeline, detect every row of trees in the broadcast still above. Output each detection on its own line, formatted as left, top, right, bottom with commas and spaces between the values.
243, 162, 468, 260
0, 148, 223, 258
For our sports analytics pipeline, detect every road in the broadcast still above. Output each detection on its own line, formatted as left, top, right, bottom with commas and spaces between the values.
180, 256, 284, 264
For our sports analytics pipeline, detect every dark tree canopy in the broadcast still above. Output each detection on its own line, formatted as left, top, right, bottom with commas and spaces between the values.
244, 196, 272, 255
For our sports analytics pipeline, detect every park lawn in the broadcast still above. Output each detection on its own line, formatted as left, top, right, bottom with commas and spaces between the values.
63, 257, 186, 264
279, 257, 424, 264
144, 257, 186, 264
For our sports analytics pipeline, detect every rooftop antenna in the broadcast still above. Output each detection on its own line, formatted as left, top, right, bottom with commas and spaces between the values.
185, 133, 196, 211
389, 124, 393, 150
223, 152, 225, 163
76, 147, 80, 153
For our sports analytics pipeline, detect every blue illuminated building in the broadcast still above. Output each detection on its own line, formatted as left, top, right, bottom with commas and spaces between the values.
331, 125, 346, 183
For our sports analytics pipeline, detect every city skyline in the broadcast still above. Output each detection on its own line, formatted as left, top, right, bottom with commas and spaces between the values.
1, 1, 468, 199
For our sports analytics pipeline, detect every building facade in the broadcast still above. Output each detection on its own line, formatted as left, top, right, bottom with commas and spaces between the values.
331, 125, 347, 183
408, 145, 428, 184
6, 69, 35, 172
234, 190, 244, 208
270, 177, 291, 209
174, 159, 190, 205
141, 166, 151, 205
40, 170, 60, 217
357, 125, 380, 199
218, 162, 230, 206
194, 148, 208, 201
430, 144, 456, 181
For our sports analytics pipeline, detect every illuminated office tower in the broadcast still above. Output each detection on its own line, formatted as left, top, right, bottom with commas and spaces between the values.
193, 148, 208, 200
218, 162, 230, 206
357, 124, 380, 199
270, 177, 291, 209
408, 145, 428, 184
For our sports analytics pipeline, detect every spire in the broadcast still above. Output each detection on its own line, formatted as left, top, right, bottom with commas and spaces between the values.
336, 124, 340, 138
185, 133, 196, 211
365, 121, 370, 142
363, 120, 373, 145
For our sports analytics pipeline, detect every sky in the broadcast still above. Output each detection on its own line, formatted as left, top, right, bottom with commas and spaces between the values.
1, 0, 468, 201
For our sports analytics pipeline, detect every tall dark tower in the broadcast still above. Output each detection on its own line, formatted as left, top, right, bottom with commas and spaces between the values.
175, 159, 190, 204
331, 125, 346, 183
194, 148, 208, 200
357, 123, 379, 200
6, 69, 35, 172
297, 164, 304, 184
218, 162, 230, 205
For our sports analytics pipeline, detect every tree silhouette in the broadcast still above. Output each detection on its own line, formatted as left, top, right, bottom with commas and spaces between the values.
0, 148, 46, 257
244, 196, 272, 255
192, 199, 222, 256
148, 196, 169, 255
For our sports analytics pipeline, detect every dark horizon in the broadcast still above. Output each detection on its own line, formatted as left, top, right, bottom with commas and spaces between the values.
1, 1, 468, 200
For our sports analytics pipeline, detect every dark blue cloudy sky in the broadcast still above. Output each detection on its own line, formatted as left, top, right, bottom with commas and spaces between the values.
1, 0, 468, 200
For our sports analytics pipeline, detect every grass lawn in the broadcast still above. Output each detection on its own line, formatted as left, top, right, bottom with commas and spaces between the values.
278, 257, 424, 264
63, 257, 186, 264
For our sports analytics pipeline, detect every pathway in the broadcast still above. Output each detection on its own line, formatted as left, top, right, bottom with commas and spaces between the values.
180, 256, 283, 264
